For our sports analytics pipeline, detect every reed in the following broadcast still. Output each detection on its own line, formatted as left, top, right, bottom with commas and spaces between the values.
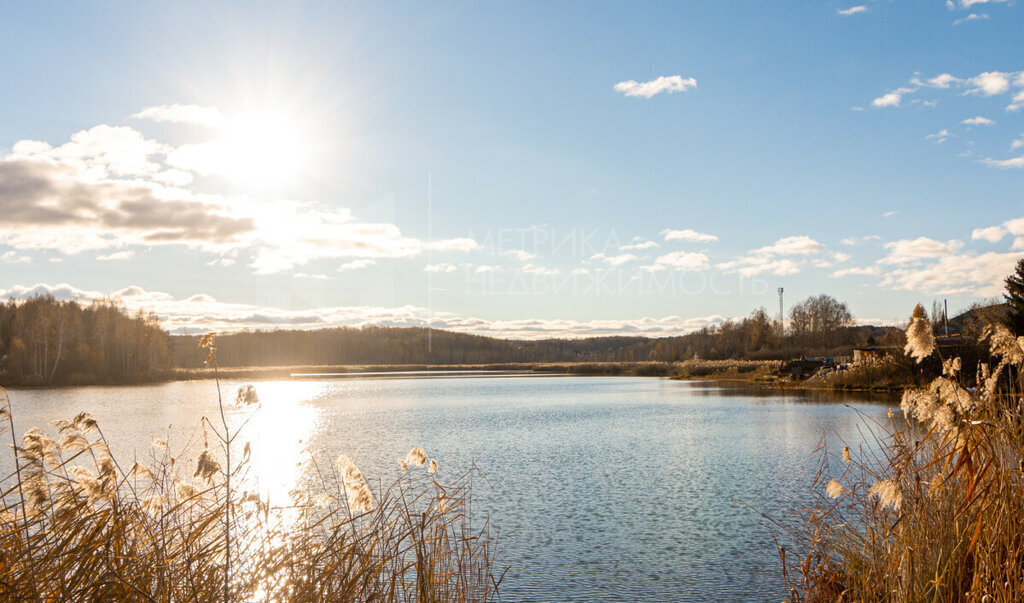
0, 375, 501, 600
782, 308, 1024, 601
813, 358, 917, 391
675, 358, 783, 379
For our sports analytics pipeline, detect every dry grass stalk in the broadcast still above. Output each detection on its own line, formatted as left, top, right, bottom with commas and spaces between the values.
782, 312, 1024, 601
0, 381, 502, 601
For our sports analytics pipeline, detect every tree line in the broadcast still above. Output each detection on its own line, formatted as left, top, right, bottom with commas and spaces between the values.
0, 295, 171, 386
172, 294, 882, 368
6, 277, 1023, 386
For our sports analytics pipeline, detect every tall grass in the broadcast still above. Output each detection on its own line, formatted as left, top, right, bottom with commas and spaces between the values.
782, 310, 1024, 601
0, 379, 501, 600
675, 359, 783, 379
812, 357, 917, 391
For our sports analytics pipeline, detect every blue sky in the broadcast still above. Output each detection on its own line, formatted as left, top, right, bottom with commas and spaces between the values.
0, 1, 1022, 337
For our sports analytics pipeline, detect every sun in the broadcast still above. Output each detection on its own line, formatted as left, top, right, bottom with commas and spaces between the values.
213, 110, 305, 188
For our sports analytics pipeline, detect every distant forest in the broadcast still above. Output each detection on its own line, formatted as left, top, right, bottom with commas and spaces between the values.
1, 294, 897, 386
171, 295, 892, 369
0, 295, 170, 386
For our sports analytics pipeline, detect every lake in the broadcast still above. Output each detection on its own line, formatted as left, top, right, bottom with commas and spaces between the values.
3, 375, 896, 601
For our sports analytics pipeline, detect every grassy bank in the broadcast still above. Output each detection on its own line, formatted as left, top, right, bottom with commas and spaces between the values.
669, 357, 919, 393
782, 320, 1024, 600
0, 381, 501, 600
671, 359, 783, 381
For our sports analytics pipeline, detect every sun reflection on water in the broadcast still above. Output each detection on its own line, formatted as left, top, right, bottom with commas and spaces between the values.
237, 381, 322, 506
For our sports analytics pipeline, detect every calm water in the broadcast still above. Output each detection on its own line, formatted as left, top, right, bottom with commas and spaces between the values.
4, 376, 896, 601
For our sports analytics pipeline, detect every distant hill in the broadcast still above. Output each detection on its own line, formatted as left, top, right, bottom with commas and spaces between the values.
170, 327, 655, 368
170, 323, 900, 369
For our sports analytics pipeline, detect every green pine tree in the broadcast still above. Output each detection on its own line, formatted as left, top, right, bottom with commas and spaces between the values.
1005, 258, 1024, 336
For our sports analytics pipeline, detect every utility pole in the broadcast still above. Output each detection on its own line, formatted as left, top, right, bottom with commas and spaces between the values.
944, 298, 949, 337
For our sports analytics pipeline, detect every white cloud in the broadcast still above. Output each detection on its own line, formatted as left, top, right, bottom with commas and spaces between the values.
244, 204, 470, 275
958, 0, 1008, 8
880, 251, 1019, 296
614, 75, 697, 99
840, 235, 881, 246
425, 263, 458, 273
0, 250, 31, 264
503, 249, 538, 261
96, 250, 136, 261
832, 251, 852, 263
338, 259, 376, 272
0, 116, 480, 276
831, 266, 880, 278
1010, 90, 1024, 112
954, 12, 990, 24
879, 237, 963, 264
962, 116, 995, 126
972, 225, 1007, 243
875, 70, 1024, 113
981, 155, 1024, 168
926, 129, 951, 143
883, 211, 898, 217
1011, 134, 1024, 150
293, 273, 329, 280
474, 265, 500, 273
0, 156, 251, 254
427, 238, 481, 252
837, 5, 868, 15
927, 73, 962, 88
589, 252, 638, 267
751, 235, 825, 255
872, 87, 915, 108
716, 256, 801, 277
971, 217, 1024, 248
1007, 217, 1024, 236
641, 251, 710, 272
520, 264, 560, 276
620, 238, 659, 251
131, 104, 225, 127
661, 228, 718, 243
12, 124, 173, 180
968, 71, 1012, 96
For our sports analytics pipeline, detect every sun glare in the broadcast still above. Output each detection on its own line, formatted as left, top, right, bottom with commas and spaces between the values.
214, 110, 304, 188
243, 381, 321, 506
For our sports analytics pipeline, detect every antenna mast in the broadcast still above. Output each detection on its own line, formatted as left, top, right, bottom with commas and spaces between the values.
778, 287, 784, 337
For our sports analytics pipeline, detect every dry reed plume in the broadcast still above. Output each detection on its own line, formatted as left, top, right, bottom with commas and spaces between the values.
782, 305, 1024, 601
0, 334, 501, 601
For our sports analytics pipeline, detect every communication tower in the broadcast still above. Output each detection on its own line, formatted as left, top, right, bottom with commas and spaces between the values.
777, 287, 784, 336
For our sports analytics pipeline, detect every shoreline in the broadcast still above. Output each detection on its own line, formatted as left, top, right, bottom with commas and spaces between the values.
678, 374, 907, 394
0, 361, 680, 388
2, 360, 908, 394
169, 361, 680, 381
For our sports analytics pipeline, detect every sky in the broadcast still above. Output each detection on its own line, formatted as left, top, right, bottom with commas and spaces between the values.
0, 1, 1022, 338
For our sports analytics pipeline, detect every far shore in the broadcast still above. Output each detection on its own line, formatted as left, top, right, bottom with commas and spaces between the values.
175, 360, 906, 395
2, 359, 908, 394
170, 361, 681, 381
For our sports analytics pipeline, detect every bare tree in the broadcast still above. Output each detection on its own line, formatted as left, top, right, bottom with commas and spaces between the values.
789, 294, 854, 349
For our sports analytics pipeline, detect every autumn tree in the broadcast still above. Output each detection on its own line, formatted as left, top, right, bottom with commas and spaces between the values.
0, 296, 170, 386
789, 294, 854, 349
1005, 258, 1024, 336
